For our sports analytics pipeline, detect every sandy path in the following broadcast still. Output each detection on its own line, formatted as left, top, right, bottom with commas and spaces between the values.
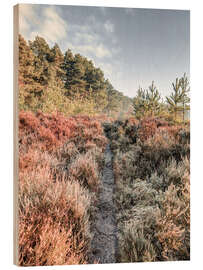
90, 144, 117, 264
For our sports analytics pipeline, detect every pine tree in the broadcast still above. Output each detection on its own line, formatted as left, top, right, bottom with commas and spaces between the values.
18, 34, 120, 115
133, 82, 161, 119
18, 34, 43, 110
29, 36, 52, 62
72, 54, 87, 94
180, 73, 190, 122
104, 80, 120, 114
146, 81, 161, 116
50, 43, 65, 88
166, 77, 183, 121
63, 49, 74, 92
63, 50, 86, 96
29, 36, 53, 87
133, 87, 148, 119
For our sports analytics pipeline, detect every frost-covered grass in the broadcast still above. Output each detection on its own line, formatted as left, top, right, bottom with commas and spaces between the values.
104, 117, 190, 262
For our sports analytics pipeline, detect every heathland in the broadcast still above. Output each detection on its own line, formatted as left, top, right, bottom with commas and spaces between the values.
18, 34, 190, 266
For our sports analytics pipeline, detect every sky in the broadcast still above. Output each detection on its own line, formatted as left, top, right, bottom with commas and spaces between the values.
19, 4, 190, 98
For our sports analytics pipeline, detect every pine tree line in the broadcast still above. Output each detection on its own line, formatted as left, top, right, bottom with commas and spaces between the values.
19, 34, 132, 115
19, 34, 189, 120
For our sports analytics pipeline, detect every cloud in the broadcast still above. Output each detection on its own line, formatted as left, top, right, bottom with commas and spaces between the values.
19, 4, 39, 37
38, 7, 67, 42
95, 44, 112, 58
19, 15, 29, 33
67, 42, 112, 59
73, 32, 99, 44
19, 4, 68, 44
19, 4, 37, 22
19, 4, 120, 64
104, 20, 114, 33
64, 17, 117, 59
97, 62, 114, 78
18, 4, 125, 94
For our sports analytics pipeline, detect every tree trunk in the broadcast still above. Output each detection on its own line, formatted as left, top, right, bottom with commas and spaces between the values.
174, 103, 177, 121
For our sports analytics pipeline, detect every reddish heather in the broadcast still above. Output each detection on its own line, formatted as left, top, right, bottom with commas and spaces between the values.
18, 110, 108, 266
138, 117, 187, 142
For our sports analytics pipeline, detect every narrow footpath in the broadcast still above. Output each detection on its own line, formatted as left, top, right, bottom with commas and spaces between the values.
90, 143, 117, 264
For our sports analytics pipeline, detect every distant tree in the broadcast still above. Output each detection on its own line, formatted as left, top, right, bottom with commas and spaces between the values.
180, 73, 190, 122
50, 43, 65, 88
120, 93, 133, 113
63, 49, 75, 93
63, 50, 83, 96
18, 34, 122, 115
18, 34, 43, 110
84, 64, 107, 99
71, 54, 87, 92
29, 36, 53, 87
133, 87, 147, 118
157, 98, 168, 118
104, 80, 120, 114
133, 82, 161, 118
63, 50, 99, 96
63, 49, 108, 111
166, 76, 186, 121
117, 92, 132, 114
146, 81, 161, 116
29, 36, 52, 62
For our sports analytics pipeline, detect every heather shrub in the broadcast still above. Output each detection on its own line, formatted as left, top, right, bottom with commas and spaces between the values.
115, 157, 190, 262
103, 120, 124, 140
138, 117, 158, 142
19, 147, 54, 173
108, 117, 190, 262
115, 179, 160, 219
113, 150, 137, 183
164, 157, 190, 190
68, 153, 100, 192
18, 110, 108, 266
114, 164, 162, 262
116, 185, 160, 262
155, 185, 190, 260
19, 111, 107, 152
111, 136, 131, 153
57, 141, 79, 163
155, 161, 190, 260
19, 111, 73, 152
119, 216, 157, 262
148, 158, 190, 261
19, 169, 92, 266
87, 147, 105, 171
